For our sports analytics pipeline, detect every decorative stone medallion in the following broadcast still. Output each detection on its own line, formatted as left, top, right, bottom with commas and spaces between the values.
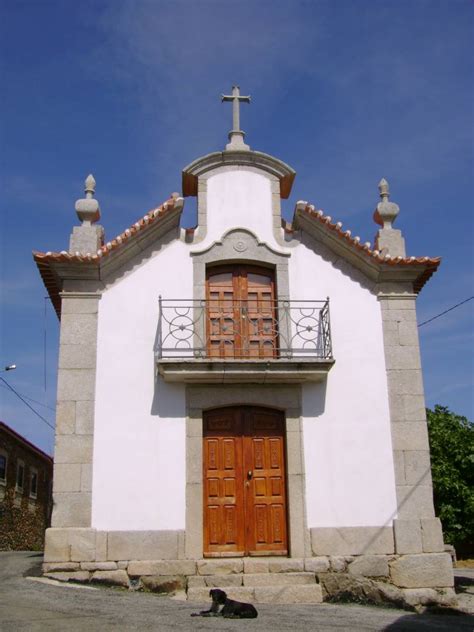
233, 240, 247, 252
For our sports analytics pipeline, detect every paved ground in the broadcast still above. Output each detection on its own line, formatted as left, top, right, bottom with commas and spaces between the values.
454, 567, 474, 616
0, 552, 473, 631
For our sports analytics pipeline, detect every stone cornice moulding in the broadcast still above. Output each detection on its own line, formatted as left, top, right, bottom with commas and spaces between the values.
377, 293, 417, 301
52, 262, 101, 280
59, 291, 102, 300
182, 150, 296, 199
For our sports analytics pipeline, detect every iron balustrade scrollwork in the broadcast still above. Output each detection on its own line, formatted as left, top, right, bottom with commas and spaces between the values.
157, 297, 333, 360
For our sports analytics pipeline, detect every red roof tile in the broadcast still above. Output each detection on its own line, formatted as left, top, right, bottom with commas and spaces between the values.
33, 195, 182, 317
293, 203, 440, 292
34, 195, 180, 264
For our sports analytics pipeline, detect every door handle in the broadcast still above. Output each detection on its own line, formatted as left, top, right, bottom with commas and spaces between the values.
247, 470, 253, 480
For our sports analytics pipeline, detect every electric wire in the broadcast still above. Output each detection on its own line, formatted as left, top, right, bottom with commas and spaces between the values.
418, 296, 473, 328
0, 383, 55, 411
2, 295, 470, 430
0, 377, 55, 430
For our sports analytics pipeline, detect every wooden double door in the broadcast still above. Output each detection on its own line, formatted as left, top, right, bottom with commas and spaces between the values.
203, 406, 288, 556
206, 265, 278, 358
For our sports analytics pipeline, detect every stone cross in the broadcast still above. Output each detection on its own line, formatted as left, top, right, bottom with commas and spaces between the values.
221, 85, 251, 150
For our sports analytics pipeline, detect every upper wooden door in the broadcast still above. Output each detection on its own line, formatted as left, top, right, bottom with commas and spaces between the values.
203, 406, 288, 557
206, 266, 277, 358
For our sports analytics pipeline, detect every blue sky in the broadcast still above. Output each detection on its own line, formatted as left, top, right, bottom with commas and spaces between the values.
1, 0, 473, 455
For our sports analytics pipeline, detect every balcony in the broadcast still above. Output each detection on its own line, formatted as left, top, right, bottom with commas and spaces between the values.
156, 298, 335, 384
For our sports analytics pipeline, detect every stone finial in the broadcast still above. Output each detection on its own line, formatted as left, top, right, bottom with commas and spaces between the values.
69, 174, 104, 254
378, 177, 389, 200
373, 178, 406, 257
85, 174, 96, 199
373, 178, 399, 229
75, 174, 101, 225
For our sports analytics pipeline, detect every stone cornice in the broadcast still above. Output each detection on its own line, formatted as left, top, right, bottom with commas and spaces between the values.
377, 293, 417, 301
182, 150, 296, 199
59, 292, 102, 300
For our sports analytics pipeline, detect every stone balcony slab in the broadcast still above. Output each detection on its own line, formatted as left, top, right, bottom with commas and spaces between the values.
157, 358, 334, 384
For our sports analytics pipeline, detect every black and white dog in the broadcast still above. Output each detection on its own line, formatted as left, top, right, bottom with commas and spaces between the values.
191, 588, 258, 619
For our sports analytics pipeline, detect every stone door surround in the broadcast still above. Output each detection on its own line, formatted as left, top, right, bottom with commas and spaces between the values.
185, 383, 308, 559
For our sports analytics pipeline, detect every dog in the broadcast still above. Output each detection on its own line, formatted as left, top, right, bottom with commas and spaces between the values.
191, 588, 258, 619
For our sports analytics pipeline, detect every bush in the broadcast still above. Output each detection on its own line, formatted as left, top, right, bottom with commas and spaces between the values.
427, 405, 474, 556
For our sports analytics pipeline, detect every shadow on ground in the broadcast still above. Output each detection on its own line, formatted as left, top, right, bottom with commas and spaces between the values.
383, 609, 474, 631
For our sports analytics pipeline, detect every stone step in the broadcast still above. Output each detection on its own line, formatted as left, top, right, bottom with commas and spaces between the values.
187, 584, 323, 605
189, 575, 244, 588
188, 571, 317, 588
254, 585, 323, 604
195, 558, 309, 576
243, 572, 316, 586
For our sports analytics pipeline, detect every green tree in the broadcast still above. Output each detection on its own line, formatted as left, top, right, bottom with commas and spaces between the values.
427, 405, 474, 555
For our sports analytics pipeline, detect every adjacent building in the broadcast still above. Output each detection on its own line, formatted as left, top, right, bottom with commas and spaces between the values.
0, 421, 53, 550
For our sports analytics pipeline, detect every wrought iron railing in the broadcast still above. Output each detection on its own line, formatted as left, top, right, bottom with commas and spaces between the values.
156, 298, 332, 360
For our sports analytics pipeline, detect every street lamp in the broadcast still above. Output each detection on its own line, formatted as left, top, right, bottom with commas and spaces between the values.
2, 365, 16, 372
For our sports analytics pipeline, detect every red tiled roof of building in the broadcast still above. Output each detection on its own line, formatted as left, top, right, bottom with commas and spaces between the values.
34, 194, 440, 317
33, 195, 183, 317
0, 421, 53, 462
296, 202, 439, 265
33, 195, 180, 264
293, 202, 440, 292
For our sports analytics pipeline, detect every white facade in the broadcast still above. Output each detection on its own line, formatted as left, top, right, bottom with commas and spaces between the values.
37, 131, 451, 600
91, 165, 397, 532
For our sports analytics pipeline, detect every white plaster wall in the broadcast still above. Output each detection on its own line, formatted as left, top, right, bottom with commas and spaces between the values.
290, 248, 397, 528
202, 169, 276, 248
92, 167, 281, 531
92, 162, 397, 533
201, 167, 396, 527
92, 240, 192, 530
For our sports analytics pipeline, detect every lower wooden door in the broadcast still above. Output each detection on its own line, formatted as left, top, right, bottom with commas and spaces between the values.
203, 406, 288, 556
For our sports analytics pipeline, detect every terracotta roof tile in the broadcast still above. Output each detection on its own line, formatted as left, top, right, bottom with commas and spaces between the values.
297, 202, 440, 266
33, 195, 179, 265
33, 195, 182, 317
294, 203, 440, 293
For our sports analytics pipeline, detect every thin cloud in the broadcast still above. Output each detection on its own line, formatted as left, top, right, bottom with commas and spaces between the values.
2, 174, 75, 211
80, 0, 473, 228
89, 1, 319, 154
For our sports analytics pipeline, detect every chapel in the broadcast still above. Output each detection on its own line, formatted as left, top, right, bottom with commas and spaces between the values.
34, 87, 455, 605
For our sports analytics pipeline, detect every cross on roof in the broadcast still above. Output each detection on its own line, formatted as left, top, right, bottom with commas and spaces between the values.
221, 85, 251, 151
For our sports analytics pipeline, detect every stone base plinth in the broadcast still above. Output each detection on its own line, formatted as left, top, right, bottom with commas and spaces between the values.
42, 537, 456, 609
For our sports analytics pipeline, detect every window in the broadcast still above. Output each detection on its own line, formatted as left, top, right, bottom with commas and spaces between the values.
0, 452, 7, 484
16, 460, 25, 492
206, 265, 277, 358
30, 468, 38, 498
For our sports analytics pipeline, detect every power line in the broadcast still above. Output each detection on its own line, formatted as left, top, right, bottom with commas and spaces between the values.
0, 377, 55, 430
0, 383, 55, 412
418, 296, 473, 328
